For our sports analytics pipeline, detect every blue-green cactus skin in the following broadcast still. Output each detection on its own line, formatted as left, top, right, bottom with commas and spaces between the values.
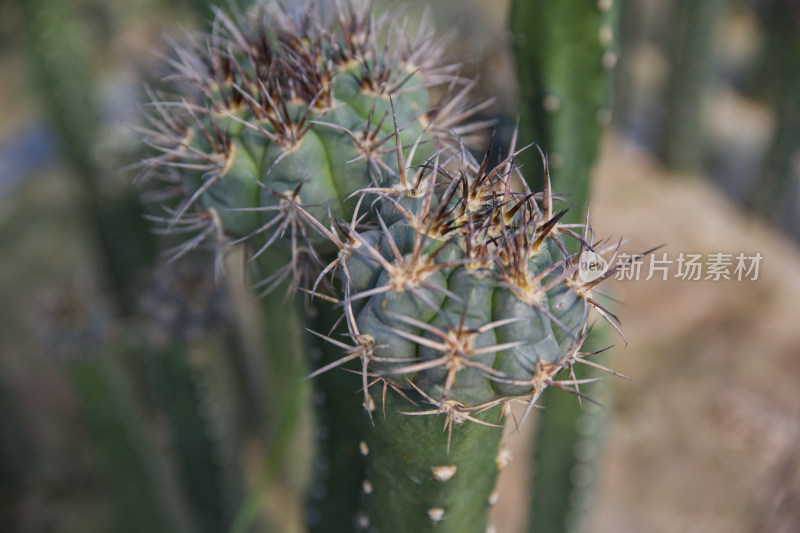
361, 390, 504, 533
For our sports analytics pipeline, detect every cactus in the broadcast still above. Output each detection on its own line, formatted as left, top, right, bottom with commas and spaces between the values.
68, 350, 182, 533
18, 0, 155, 314
528, 330, 612, 533
138, 256, 308, 533
509, 2, 621, 531
135, 0, 483, 282
509, 0, 617, 216
657, 0, 726, 171
318, 138, 628, 533
747, 0, 800, 222
0, 375, 36, 533
137, 1, 627, 531
138, 2, 484, 528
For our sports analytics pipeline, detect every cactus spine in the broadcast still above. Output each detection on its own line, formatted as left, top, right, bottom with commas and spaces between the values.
138, 1, 625, 530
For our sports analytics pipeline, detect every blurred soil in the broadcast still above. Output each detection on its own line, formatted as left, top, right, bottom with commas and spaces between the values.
587, 133, 800, 533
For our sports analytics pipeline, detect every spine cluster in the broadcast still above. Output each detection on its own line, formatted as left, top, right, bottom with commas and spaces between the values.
136, 0, 486, 285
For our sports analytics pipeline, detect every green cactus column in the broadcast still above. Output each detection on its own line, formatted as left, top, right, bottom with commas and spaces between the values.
748, 0, 800, 222
362, 390, 504, 533
227, 285, 311, 533
68, 348, 188, 533
145, 341, 241, 533
0, 375, 37, 532
304, 303, 368, 533
658, 0, 726, 171
18, 0, 154, 314
528, 330, 611, 533
509, 2, 618, 532
324, 139, 613, 531
510, 0, 617, 222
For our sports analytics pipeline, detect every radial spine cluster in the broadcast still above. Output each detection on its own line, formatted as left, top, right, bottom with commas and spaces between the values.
136, 0, 488, 287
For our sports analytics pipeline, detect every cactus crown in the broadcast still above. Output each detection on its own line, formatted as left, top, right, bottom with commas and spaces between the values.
134, 0, 490, 285
313, 136, 627, 432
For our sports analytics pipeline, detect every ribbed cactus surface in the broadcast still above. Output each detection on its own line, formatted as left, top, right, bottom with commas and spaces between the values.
137, 1, 624, 531
336, 151, 593, 411
137, 0, 483, 285
316, 141, 615, 532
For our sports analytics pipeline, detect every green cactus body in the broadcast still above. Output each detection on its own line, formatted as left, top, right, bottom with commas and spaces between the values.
304, 305, 368, 533
529, 328, 610, 533
146, 342, 237, 533
142, 339, 236, 530
345, 216, 588, 408
138, 0, 461, 273
509, 2, 621, 531
362, 390, 504, 533
138, 258, 262, 533
0, 377, 35, 533
68, 351, 183, 533
510, 0, 616, 223
139, 2, 627, 531
658, 0, 726, 171
318, 144, 609, 531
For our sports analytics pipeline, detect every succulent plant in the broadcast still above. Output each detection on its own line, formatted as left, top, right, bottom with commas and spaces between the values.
137, 1, 628, 531
310, 137, 627, 532
136, 0, 487, 287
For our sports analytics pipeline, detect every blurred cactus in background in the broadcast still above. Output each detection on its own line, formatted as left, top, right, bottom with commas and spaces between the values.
509, 1, 619, 531
657, 0, 727, 171
509, 0, 617, 220
18, 0, 156, 315
0, 377, 35, 531
10, 0, 311, 531
746, 0, 800, 224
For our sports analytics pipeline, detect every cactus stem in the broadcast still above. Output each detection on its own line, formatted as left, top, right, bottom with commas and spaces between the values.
398, 381, 505, 455
304, 291, 386, 422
